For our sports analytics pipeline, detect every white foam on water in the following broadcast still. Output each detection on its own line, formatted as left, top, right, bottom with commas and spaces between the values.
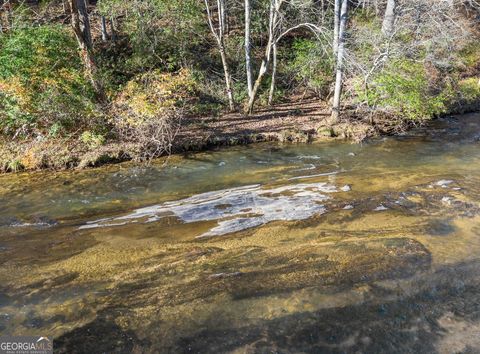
80, 182, 341, 237
10, 222, 52, 228
436, 180, 454, 188
374, 205, 388, 211
297, 155, 322, 160
441, 196, 452, 205
292, 164, 316, 172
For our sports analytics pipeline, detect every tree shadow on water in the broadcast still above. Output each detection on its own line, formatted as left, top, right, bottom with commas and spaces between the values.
175, 259, 480, 354
51, 243, 480, 354
54, 316, 149, 354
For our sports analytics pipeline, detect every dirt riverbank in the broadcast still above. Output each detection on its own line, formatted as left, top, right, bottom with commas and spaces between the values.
1, 97, 478, 173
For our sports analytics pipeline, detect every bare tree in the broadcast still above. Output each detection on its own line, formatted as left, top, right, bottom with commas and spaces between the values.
70, 0, 105, 101
246, 0, 279, 114
245, 0, 253, 99
331, 0, 348, 123
343, 0, 476, 116
246, 0, 326, 113
204, 0, 235, 111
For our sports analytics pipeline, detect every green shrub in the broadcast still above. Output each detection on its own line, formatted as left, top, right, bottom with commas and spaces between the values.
111, 69, 195, 159
285, 39, 334, 97
0, 25, 99, 138
458, 42, 480, 69
361, 59, 449, 120
98, 0, 204, 73
7, 159, 24, 173
458, 77, 480, 104
81, 131, 106, 149
113, 68, 195, 124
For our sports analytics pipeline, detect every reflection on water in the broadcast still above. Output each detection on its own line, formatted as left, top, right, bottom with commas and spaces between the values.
1, 113, 480, 353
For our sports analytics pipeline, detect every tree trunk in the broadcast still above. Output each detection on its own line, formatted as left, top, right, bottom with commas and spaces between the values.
244, 0, 253, 98
247, 59, 268, 114
110, 17, 116, 41
381, 0, 395, 37
330, 0, 348, 124
204, 0, 235, 111
73, 0, 92, 47
101, 15, 108, 41
333, 0, 340, 57
268, 42, 277, 106
246, 0, 280, 114
219, 46, 235, 111
70, 0, 105, 102
1, 0, 12, 31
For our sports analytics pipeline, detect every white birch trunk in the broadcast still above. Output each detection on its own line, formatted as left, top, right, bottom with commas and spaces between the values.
268, 42, 277, 105
204, 0, 235, 111
331, 0, 348, 123
333, 0, 341, 57
246, 0, 282, 114
245, 0, 253, 98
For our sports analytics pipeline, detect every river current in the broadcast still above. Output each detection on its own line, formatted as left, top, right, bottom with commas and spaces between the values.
1, 113, 480, 353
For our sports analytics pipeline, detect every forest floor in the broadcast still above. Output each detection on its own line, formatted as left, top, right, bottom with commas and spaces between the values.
177, 97, 330, 149
175, 96, 390, 151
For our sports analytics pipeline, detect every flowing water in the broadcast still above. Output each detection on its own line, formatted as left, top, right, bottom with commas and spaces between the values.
1, 113, 480, 353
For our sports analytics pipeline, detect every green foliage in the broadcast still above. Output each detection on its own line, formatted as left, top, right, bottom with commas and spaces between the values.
98, 0, 204, 72
81, 131, 106, 149
181, 69, 226, 115
352, 8, 381, 28
458, 42, 480, 69
95, 41, 135, 95
0, 25, 99, 138
111, 69, 194, 160
113, 68, 195, 125
6, 158, 24, 173
458, 77, 480, 104
0, 25, 79, 80
361, 59, 449, 120
285, 39, 334, 97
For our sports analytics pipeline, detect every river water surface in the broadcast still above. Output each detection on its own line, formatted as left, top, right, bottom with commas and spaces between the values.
1, 114, 480, 353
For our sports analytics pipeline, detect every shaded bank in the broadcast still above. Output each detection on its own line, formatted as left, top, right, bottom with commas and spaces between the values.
2, 98, 479, 173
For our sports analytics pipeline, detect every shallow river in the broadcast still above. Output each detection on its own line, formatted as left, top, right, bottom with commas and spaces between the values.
1, 113, 480, 353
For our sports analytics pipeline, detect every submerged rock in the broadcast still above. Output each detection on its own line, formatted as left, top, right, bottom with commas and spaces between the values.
159, 238, 431, 304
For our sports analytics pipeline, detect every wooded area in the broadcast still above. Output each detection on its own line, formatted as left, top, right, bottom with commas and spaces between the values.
0, 0, 479, 171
